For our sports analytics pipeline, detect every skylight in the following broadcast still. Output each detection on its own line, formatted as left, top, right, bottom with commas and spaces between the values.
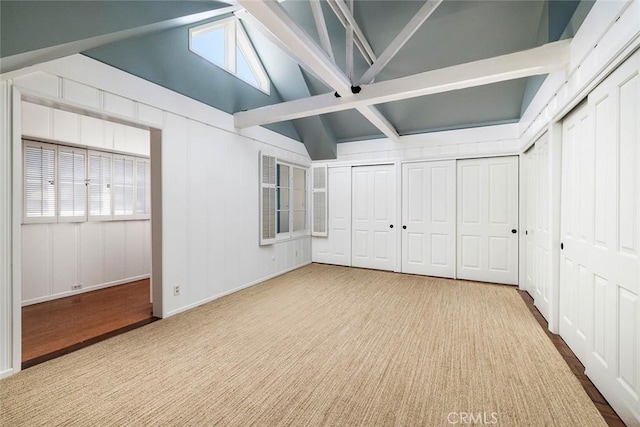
189, 18, 270, 94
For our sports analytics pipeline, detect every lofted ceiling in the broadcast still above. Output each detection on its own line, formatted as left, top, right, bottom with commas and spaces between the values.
0, 0, 594, 159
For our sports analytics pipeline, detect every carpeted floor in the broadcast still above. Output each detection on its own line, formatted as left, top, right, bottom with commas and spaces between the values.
0, 264, 605, 426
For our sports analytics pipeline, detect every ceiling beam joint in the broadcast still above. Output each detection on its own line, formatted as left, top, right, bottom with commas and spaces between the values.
326, 0, 376, 65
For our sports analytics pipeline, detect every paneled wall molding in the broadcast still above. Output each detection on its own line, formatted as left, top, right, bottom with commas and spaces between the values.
334, 124, 521, 163
21, 221, 151, 306
21, 101, 150, 157
520, 0, 640, 146
1, 57, 309, 163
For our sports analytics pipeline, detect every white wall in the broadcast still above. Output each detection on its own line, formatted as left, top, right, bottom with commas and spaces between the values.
0, 55, 312, 378
21, 103, 151, 304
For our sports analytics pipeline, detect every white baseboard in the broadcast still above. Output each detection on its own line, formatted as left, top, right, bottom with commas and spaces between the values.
21, 274, 151, 306
0, 368, 15, 379
166, 262, 312, 317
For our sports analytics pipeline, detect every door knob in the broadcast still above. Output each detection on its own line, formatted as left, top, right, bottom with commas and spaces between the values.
402, 225, 407, 229
389, 224, 394, 228
511, 229, 517, 234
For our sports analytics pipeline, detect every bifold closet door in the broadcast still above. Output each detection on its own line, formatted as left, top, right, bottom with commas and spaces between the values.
457, 157, 519, 285
352, 164, 396, 271
401, 161, 455, 277
559, 49, 639, 425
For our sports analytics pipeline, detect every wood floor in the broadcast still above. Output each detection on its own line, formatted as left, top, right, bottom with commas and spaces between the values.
518, 291, 625, 427
22, 279, 155, 368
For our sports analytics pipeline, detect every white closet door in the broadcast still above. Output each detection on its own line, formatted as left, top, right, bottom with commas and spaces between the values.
313, 166, 352, 266
401, 160, 455, 277
524, 134, 552, 320
560, 49, 640, 426
559, 101, 592, 362
457, 156, 519, 285
352, 164, 396, 271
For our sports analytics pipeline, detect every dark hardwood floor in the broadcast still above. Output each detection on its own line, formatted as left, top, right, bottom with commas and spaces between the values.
518, 291, 626, 427
22, 279, 156, 368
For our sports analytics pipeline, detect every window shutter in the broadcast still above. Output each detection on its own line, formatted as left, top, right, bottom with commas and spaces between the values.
311, 165, 328, 237
113, 155, 135, 217
58, 147, 87, 221
88, 151, 112, 219
135, 159, 151, 217
260, 152, 276, 245
24, 142, 57, 221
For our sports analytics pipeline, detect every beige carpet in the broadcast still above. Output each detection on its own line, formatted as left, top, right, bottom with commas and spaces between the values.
1, 264, 605, 426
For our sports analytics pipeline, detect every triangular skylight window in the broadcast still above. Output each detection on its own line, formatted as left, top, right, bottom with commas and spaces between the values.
189, 17, 270, 94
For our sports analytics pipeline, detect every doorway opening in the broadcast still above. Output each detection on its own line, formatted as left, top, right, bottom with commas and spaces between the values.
15, 94, 163, 370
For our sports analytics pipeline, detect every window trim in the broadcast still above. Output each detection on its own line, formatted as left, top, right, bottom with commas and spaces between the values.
189, 17, 270, 95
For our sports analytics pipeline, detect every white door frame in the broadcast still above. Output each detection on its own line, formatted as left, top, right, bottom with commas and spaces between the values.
9, 86, 164, 377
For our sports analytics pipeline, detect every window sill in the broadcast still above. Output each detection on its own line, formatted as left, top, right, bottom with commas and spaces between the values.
275, 232, 311, 242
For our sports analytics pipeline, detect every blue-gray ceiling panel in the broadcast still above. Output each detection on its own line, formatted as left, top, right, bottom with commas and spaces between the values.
376, 78, 530, 136
366, 1, 545, 82
83, 18, 301, 142
1, 1, 229, 58
321, 109, 384, 143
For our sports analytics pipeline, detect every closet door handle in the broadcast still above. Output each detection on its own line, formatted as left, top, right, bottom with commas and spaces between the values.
389, 224, 394, 228
511, 229, 517, 234
402, 225, 407, 229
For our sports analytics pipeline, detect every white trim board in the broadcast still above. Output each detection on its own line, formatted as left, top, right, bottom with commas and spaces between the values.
21, 274, 151, 307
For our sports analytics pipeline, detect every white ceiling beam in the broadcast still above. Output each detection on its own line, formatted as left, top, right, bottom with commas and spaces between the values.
345, 0, 354, 81
326, 0, 376, 65
358, 0, 443, 85
234, 9, 327, 85
234, 39, 572, 129
309, 0, 335, 62
359, 106, 400, 140
0, 6, 241, 73
237, 0, 351, 94
236, 0, 398, 140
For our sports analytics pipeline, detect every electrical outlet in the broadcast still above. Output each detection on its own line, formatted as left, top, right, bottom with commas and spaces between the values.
173, 285, 181, 296
71, 284, 82, 291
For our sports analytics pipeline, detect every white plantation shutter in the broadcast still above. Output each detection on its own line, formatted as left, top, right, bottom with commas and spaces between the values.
24, 141, 57, 222
113, 155, 135, 217
58, 147, 87, 221
88, 151, 112, 219
135, 159, 151, 217
260, 152, 277, 245
311, 165, 328, 237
